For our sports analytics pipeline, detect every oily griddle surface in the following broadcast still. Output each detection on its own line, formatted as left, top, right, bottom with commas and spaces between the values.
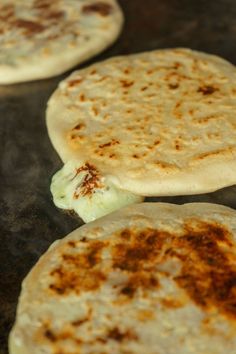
1, 0, 236, 352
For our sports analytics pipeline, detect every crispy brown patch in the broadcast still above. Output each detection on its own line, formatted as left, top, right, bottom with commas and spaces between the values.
168, 83, 179, 89
82, 2, 113, 16
72, 163, 104, 198
120, 80, 134, 88
49, 241, 106, 295
111, 221, 236, 321
112, 229, 167, 297
197, 85, 218, 95
107, 327, 138, 342
13, 19, 45, 35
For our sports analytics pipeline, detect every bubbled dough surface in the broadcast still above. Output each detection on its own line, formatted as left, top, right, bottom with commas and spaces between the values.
47, 48, 236, 195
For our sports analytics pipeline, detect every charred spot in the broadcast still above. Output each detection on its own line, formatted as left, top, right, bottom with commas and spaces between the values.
73, 123, 85, 131
169, 83, 179, 89
44, 11, 64, 20
82, 2, 113, 16
120, 285, 135, 297
81, 237, 87, 242
120, 229, 132, 240
107, 327, 138, 342
99, 139, 120, 149
141, 86, 148, 91
132, 154, 139, 159
79, 94, 86, 102
14, 19, 45, 35
44, 329, 57, 342
67, 241, 76, 248
120, 79, 134, 88
197, 85, 218, 95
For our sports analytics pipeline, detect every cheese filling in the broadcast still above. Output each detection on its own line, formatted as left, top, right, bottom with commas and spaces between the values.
51, 160, 144, 223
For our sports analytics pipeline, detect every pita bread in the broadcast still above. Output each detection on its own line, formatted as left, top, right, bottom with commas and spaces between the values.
0, 0, 123, 84
9, 202, 236, 354
47, 48, 236, 196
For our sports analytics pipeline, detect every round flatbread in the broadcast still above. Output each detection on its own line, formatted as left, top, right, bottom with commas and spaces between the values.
47, 48, 236, 196
9, 202, 236, 354
0, 0, 123, 84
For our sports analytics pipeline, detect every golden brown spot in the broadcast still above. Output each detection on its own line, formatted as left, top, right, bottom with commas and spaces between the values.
73, 123, 85, 131
123, 68, 131, 74
92, 106, 99, 116
44, 329, 57, 342
107, 327, 138, 342
99, 139, 120, 148
71, 318, 88, 327
169, 83, 179, 89
68, 78, 83, 87
160, 297, 183, 309
82, 2, 113, 16
137, 310, 155, 322
132, 154, 139, 159
141, 86, 148, 91
120, 80, 134, 88
14, 19, 45, 35
68, 241, 76, 248
49, 241, 107, 295
195, 147, 234, 161
79, 94, 86, 102
90, 69, 97, 75
197, 85, 218, 95
0, 4, 14, 20
44, 11, 64, 20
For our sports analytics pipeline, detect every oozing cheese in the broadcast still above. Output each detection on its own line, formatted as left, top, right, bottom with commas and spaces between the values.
51, 160, 144, 223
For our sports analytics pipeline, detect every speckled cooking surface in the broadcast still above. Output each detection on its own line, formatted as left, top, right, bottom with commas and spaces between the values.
1, 1, 236, 353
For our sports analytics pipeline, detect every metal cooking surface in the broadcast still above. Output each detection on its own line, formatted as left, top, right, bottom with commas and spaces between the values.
1, 0, 236, 352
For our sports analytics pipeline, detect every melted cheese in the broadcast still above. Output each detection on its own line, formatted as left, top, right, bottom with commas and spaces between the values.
51, 160, 144, 222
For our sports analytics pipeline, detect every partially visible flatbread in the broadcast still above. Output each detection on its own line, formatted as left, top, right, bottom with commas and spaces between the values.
0, 0, 123, 84
9, 202, 236, 354
47, 48, 236, 196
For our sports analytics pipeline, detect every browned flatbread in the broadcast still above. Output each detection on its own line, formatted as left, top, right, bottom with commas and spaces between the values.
0, 0, 123, 83
9, 202, 236, 354
47, 48, 236, 197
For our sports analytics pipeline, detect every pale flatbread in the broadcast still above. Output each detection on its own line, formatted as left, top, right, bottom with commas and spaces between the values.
47, 48, 236, 196
9, 202, 236, 354
0, 0, 123, 84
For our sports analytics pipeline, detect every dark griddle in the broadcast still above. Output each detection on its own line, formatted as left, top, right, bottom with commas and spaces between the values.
1, 1, 236, 352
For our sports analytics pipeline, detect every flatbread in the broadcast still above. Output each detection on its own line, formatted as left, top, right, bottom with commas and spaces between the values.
9, 202, 236, 354
47, 48, 236, 196
0, 0, 123, 84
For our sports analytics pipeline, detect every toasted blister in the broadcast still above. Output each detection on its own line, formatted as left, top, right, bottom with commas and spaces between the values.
0, 0, 123, 84
47, 48, 236, 196
9, 202, 236, 354
51, 160, 144, 222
